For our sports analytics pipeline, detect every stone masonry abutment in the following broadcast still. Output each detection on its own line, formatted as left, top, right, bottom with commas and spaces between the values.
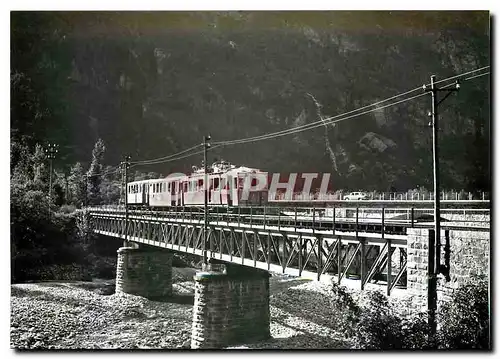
406, 227, 489, 313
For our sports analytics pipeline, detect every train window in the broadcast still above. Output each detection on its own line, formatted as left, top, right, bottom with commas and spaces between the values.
198, 179, 203, 189
214, 178, 219, 189
184, 182, 187, 192
234, 178, 238, 189
168, 183, 171, 192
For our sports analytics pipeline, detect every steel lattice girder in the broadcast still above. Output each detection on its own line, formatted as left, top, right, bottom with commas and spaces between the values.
89, 210, 407, 294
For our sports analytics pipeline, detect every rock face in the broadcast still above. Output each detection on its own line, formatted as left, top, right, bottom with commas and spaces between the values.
11, 12, 490, 193
358, 132, 397, 153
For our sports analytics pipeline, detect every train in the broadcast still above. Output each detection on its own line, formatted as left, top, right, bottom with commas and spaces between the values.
126, 160, 332, 208
127, 160, 269, 208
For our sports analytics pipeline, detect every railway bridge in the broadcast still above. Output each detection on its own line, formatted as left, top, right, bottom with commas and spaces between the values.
83, 200, 490, 349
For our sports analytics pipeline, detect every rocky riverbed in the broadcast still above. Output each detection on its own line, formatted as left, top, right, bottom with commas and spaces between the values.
10, 268, 411, 350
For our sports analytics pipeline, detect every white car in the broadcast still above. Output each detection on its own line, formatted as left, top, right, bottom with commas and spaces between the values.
344, 192, 368, 200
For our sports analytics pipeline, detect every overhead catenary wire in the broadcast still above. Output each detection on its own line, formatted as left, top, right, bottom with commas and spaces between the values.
91, 66, 490, 173
216, 92, 429, 146
439, 71, 490, 90
121, 68, 491, 167
129, 145, 223, 168
433, 65, 490, 86
213, 66, 490, 147
462, 71, 490, 82
87, 165, 121, 178
130, 143, 203, 165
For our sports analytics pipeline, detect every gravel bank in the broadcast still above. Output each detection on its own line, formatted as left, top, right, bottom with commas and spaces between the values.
11, 269, 407, 350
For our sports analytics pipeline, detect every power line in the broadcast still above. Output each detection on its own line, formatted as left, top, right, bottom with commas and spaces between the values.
118, 69, 490, 167
123, 93, 427, 166
87, 165, 121, 178
462, 71, 490, 82
129, 146, 222, 168
92, 66, 490, 172
130, 143, 203, 165
213, 66, 490, 147
217, 92, 428, 146
434, 66, 490, 86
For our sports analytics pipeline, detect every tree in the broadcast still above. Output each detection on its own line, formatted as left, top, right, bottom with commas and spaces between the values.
68, 162, 87, 207
86, 138, 106, 205
32, 144, 48, 190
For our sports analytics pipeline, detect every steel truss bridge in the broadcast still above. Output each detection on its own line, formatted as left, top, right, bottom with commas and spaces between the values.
87, 201, 489, 295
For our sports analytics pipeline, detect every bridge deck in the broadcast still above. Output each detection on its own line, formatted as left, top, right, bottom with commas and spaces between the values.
87, 204, 489, 295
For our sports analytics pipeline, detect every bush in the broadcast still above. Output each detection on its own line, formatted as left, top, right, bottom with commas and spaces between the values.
354, 291, 404, 349
353, 290, 435, 349
352, 279, 490, 350
437, 278, 490, 349
171, 254, 189, 267
329, 283, 360, 338
59, 204, 77, 214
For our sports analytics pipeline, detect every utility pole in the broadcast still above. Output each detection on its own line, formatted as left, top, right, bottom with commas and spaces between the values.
203, 135, 211, 269
121, 155, 131, 247
45, 143, 58, 215
423, 75, 460, 337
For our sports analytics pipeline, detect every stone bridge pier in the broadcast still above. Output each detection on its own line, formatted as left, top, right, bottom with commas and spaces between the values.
115, 245, 173, 298
191, 261, 271, 349
114, 246, 271, 349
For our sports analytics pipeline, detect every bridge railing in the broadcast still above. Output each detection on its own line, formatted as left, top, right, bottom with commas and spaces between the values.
270, 190, 490, 201
88, 204, 490, 232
